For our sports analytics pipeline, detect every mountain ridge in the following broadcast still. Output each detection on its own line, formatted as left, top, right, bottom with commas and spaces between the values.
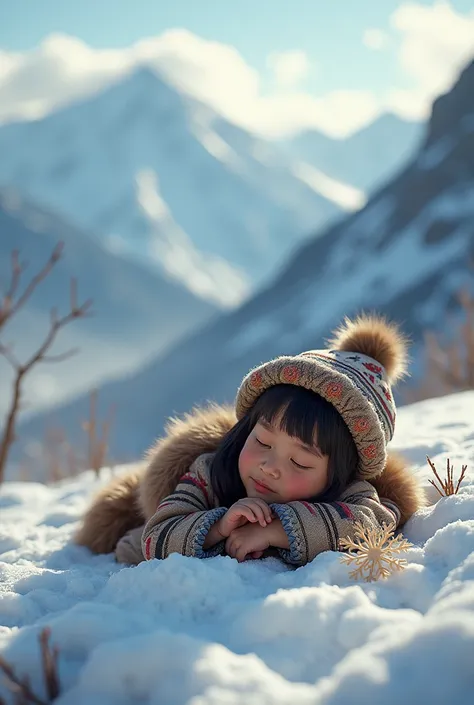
0, 66, 346, 308
0, 186, 217, 420
9, 59, 474, 475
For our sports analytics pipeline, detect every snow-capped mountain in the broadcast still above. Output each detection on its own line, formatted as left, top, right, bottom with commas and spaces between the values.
10, 59, 474, 470
0, 188, 216, 420
0, 67, 347, 308
282, 113, 424, 192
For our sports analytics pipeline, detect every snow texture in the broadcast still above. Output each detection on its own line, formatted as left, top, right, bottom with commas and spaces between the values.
1, 391, 474, 704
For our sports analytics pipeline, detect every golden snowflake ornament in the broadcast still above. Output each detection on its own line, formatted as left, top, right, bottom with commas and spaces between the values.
339, 521, 412, 582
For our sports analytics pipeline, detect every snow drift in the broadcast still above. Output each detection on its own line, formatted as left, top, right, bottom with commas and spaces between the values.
1, 390, 473, 704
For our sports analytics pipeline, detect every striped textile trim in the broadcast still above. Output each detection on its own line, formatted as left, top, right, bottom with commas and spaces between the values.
301, 501, 316, 516
154, 515, 186, 558
144, 536, 153, 560
316, 504, 339, 551
304, 352, 395, 439
380, 500, 401, 526
332, 502, 355, 520
180, 475, 210, 505
183, 513, 207, 556
165, 489, 206, 511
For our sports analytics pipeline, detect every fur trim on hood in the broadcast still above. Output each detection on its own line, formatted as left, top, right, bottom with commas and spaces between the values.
370, 453, 425, 526
74, 403, 424, 554
138, 403, 236, 520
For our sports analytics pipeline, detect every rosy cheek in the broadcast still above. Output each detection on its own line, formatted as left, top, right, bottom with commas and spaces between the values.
238, 444, 255, 478
281, 473, 316, 501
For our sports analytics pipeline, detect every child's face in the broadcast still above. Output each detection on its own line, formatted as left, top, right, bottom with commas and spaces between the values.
238, 416, 329, 504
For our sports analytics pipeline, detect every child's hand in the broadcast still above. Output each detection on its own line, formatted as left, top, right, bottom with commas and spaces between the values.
225, 523, 271, 562
217, 498, 273, 538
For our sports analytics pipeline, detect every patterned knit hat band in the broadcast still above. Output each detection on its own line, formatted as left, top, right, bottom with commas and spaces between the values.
235, 349, 397, 479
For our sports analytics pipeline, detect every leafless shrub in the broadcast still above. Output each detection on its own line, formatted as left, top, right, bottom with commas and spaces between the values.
427, 455, 468, 497
406, 285, 474, 403
17, 389, 116, 483
0, 627, 61, 704
0, 243, 92, 483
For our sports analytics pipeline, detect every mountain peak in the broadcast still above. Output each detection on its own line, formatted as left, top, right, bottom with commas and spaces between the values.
428, 59, 474, 145
98, 63, 185, 113
0, 59, 342, 311
355, 112, 420, 136
118, 65, 174, 94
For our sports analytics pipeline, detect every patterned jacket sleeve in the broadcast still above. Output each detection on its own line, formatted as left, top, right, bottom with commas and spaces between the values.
270, 480, 401, 567
141, 455, 227, 560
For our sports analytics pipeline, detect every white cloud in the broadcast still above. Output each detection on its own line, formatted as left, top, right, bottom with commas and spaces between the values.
267, 50, 310, 88
0, 30, 262, 126
0, 30, 376, 137
0, 4, 472, 139
0, 34, 131, 121
248, 90, 380, 137
387, 1, 474, 119
140, 31, 261, 122
363, 29, 390, 51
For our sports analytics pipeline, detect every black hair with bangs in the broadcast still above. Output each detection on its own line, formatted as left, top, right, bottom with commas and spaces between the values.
209, 384, 358, 506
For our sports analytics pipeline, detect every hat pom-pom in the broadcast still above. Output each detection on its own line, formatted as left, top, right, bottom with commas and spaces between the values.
327, 314, 409, 383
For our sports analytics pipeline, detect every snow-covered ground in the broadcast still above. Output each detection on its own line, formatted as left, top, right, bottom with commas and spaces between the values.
1, 391, 473, 704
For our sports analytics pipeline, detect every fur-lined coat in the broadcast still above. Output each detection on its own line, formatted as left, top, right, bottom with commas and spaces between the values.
74, 404, 424, 566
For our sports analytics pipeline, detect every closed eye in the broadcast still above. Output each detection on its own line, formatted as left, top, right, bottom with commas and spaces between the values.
291, 459, 312, 469
255, 437, 271, 449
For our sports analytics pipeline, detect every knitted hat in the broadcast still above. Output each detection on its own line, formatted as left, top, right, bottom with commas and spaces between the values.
235, 315, 408, 479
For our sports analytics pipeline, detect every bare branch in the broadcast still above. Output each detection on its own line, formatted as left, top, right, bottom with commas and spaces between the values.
0, 250, 23, 328
427, 478, 445, 498
0, 627, 61, 704
21, 298, 92, 374
427, 455, 468, 496
41, 348, 79, 364
0, 243, 93, 483
82, 390, 116, 475
0, 653, 47, 705
20, 387, 117, 483
0, 342, 21, 370
0, 243, 64, 331
454, 464, 468, 494
39, 628, 60, 701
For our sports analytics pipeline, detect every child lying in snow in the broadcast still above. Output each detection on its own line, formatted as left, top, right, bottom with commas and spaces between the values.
75, 314, 423, 566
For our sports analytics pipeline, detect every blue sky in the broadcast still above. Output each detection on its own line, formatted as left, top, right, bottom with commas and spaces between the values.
1, 0, 472, 92
1, 1, 473, 136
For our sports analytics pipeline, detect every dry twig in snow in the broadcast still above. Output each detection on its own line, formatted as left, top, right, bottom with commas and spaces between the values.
82, 389, 116, 475
0, 627, 61, 704
427, 456, 468, 497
